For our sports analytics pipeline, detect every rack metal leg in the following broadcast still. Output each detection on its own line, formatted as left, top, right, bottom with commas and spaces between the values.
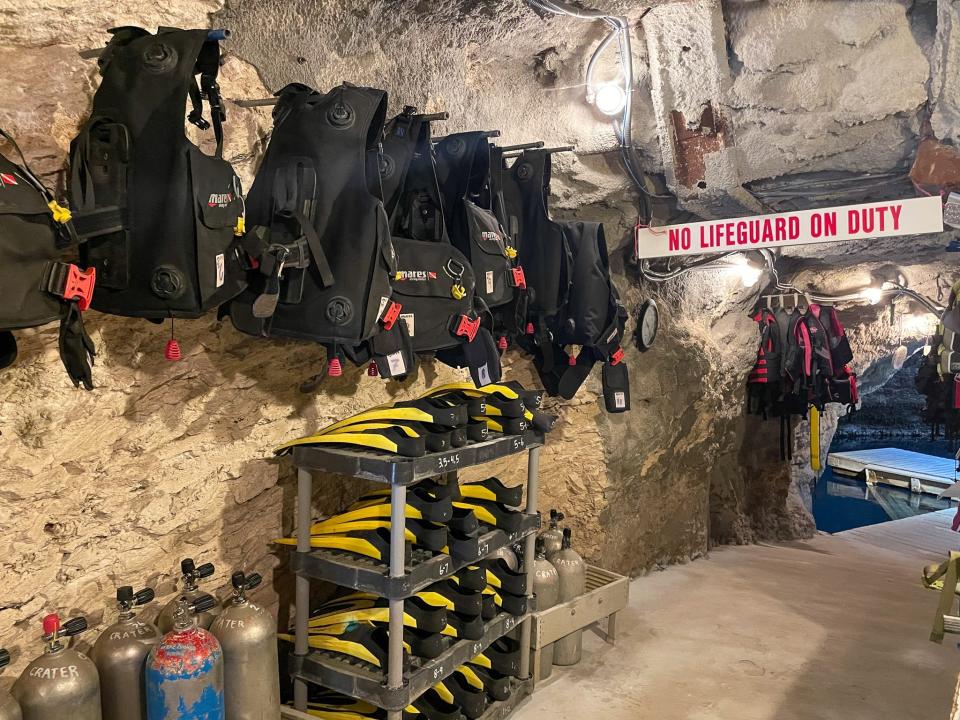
519, 445, 540, 679
294, 469, 312, 712
387, 483, 407, 720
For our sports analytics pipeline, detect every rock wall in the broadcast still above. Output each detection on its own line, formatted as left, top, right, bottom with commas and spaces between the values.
0, 0, 952, 682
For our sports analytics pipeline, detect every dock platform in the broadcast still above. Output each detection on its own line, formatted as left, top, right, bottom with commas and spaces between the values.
828, 447, 958, 496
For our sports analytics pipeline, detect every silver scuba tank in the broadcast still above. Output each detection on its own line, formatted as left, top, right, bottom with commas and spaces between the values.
532, 538, 561, 680
12, 614, 102, 720
0, 649, 23, 720
551, 528, 586, 666
157, 558, 217, 633
541, 510, 565, 560
491, 545, 518, 571
210, 571, 280, 720
91, 586, 160, 720
146, 594, 224, 720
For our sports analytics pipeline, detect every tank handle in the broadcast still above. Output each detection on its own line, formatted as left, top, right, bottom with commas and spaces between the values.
190, 593, 217, 615
0, 648, 10, 669
62, 616, 88, 637
133, 587, 156, 606
196, 563, 215, 580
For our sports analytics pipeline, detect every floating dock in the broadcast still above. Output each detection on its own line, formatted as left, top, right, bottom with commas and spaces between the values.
828, 447, 958, 496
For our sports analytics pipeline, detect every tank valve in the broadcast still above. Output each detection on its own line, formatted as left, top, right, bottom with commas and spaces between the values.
230, 571, 263, 601
181, 558, 216, 590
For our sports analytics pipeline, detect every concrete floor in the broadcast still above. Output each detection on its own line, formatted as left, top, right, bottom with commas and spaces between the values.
515, 512, 960, 720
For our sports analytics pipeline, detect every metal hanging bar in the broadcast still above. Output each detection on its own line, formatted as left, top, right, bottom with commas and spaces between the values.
433, 130, 501, 143
499, 141, 545, 152
233, 97, 280, 108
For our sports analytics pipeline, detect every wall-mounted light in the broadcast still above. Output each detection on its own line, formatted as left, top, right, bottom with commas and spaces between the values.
592, 82, 627, 116
860, 287, 884, 305
724, 254, 763, 287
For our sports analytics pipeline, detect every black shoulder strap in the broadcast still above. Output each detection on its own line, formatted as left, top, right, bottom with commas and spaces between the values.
195, 40, 225, 157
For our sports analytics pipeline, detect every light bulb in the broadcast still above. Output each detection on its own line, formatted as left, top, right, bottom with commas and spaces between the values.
861, 287, 883, 305
739, 264, 762, 288
593, 83, 627, 116
724, 255, 762, 287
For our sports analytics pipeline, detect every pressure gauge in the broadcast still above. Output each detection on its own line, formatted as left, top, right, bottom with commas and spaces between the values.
637, 299, 659, 351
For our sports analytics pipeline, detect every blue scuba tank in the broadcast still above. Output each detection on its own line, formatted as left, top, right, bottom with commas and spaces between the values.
145, 594, 223, 720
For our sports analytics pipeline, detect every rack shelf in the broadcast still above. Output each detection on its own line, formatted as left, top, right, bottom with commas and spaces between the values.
475, 679, 533, 720
291, 430, 544, 485
287, 423, 544, 720
292, 514, 540, 597
290, 611, 526, 711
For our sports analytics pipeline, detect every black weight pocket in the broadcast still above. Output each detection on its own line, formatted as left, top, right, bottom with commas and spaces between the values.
463, 200, 513, 309
188, 146, 246, 309
390, 237, 475, 353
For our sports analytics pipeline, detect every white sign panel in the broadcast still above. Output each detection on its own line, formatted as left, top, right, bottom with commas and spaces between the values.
634, 196, 944, 259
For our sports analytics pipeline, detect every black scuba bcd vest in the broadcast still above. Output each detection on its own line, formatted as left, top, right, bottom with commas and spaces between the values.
69, 27, 246, 320
435, 132, 526, 342
0, 129, 96, 389
497, 148, 629, 410
378, 111, 502, 386
381, 108, 447, 243
226, 83, 412, 375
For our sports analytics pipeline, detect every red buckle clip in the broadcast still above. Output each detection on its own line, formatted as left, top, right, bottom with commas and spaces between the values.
510, 266, 527, 289
382, 301, 402, 330
611, 347, 625, 366
454, 314, 481, 343
61, 265, 96, 311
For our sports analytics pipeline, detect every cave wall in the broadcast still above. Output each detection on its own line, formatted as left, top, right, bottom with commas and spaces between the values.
0, 0, 951, 678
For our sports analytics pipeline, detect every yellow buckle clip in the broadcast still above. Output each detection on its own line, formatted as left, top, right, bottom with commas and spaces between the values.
234, 215, 246, 237
504, 246, 518, 260
451, 282, 467, 300
48, 201, 72, 224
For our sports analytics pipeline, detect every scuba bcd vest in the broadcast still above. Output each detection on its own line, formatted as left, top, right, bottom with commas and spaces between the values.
379, 111, 502, 386
0, 129, 96, 389
435, 132, 527, 344
381, 107, 446, 242
494, 147, 629, 410
69, 27, 246, 319
226, 83, 413, 377
747, 302, 858, 459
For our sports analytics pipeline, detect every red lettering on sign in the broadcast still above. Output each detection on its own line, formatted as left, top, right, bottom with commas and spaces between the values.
788, 216, 800, 239
890, 204, 902, 230
669, 227, 691, 252
848, 209, 859, 234
824, 212, 837, 236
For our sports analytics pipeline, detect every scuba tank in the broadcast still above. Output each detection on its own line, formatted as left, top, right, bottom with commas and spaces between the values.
491, 545, 518, 572
157, 558, 217, 633
12, 614, 101, 720
541, 510, 564, 559
532, 537, 560, 680
0, 649, 22, 720
551, 529, 585, 666
146, 594, 223, 720
91, 586, 160, 720
210, 571, 280, 720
